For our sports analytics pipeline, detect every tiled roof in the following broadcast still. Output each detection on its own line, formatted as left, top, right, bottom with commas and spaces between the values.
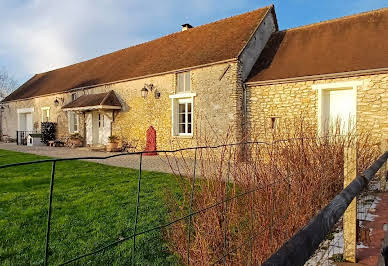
3, 6, 272, 102
248, 7, 388, 83
62, 91, 121, 109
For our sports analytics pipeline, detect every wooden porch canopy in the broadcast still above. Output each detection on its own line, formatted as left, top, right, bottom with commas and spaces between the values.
62, 90, 122, 111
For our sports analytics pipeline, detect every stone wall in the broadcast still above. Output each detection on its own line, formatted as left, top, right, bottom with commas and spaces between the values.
83, 61, 241, 151
1, 92, 77, 141
1, 61, 242, 150
247, 73, 388, 146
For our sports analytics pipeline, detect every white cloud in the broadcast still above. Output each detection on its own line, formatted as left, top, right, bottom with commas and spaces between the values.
0, 0, 265, 82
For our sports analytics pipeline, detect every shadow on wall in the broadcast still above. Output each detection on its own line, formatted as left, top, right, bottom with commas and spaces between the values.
247, 31, 286, 80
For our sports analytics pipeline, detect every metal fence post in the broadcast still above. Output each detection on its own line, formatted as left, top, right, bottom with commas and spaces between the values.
187, 148, 198, 266
223, 147, 232, 266
132, 153, 143, 265
45, 161, 56, 266
343, 145, 357, 262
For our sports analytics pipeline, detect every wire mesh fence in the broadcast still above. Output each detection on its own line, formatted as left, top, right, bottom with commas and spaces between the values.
0, 136, 385, 265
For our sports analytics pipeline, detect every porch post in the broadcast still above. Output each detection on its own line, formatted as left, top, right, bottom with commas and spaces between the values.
83, 112, 86, 147
343, 145, 357, 262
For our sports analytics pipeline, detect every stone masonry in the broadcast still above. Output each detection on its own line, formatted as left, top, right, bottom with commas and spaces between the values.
1, 61, 243, 151
247, 73, 388, 146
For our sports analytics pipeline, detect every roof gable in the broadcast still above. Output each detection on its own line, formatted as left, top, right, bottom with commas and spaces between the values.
62, 91, 121, 109
4, 6, 272, 102
248, 7, 388, 83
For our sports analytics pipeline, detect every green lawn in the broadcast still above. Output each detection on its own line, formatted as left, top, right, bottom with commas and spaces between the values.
0, 149, 182, 265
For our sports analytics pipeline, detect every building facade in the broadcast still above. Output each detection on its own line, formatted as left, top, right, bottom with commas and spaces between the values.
1, 5, 387, 151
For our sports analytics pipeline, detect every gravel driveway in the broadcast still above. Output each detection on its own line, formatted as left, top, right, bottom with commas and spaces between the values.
0, 142, 195, 174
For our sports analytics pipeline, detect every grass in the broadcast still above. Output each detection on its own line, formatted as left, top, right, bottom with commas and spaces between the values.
0, 149, 181, 265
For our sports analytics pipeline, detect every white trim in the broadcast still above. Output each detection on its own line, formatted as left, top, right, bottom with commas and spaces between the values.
312, 80, 363, 90
17, 107, 34, 113
315, 80, 361, 135
169, 93, 196, 99
41, 107, 50, 122
68, 111, 80, 133
170, 94, 195, 137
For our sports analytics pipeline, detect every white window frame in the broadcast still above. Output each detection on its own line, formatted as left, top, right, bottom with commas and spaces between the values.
176, 71, 191, 93
41, 107, 50, 122
68, 111, 80, 133
169, 93, 196, 137
313, 80, 361, 135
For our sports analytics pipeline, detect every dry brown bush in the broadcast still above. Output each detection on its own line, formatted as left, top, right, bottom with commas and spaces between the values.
164, 119, 380, 265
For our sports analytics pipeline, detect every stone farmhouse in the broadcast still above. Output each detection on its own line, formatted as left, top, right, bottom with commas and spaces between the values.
1, 5, 387, 151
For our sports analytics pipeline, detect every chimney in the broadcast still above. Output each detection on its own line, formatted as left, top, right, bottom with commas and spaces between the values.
181, 23, 193, 32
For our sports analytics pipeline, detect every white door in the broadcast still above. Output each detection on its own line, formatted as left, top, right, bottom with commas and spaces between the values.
18, 113, 26, 131
97, 112, 111, 145
322, 88, 356, 134
92, 112, 99, 145
85, 113, 93, 145
102, 112, 112, 145
18, 113, 33, 131
25, 113, 33, 131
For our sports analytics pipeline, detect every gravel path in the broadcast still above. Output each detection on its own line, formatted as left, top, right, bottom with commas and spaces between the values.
0, 143, 194, 174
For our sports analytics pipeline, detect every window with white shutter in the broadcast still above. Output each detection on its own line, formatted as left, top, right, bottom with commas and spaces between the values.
68, 111, 79, 133
176, 71, 191, 93
41, 107, 50, 122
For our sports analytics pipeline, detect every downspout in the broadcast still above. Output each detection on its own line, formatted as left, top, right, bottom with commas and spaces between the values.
83, 112, 86, 147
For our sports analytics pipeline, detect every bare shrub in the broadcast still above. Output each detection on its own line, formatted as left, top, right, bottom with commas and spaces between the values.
165, 119, 380, 265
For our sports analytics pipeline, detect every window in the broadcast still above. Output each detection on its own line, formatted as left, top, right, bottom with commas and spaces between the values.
176, 71, 191, 93
170, 93, 196, 137
178, 101, 192, 134
171, 98, 193, 136
68, 111, 79, 133
41, 107, 50, 122
98, 113, 104, 128
71, 93, 77, 101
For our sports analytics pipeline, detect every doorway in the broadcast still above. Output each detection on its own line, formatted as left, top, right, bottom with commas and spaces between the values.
86, 111, 112, 145
321, 88, 356, 135
18, 112, 33, 131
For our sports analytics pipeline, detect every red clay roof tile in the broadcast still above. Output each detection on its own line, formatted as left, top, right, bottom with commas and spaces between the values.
4, 6, 271, 102
248, 7, 388, 83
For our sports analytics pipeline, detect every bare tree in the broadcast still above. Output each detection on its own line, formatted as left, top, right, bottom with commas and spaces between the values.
0, 68, 18, 100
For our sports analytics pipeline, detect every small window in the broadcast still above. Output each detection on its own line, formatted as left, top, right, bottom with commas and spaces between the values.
41, 107, 50, 122
270, 117, 280, 130
176, 71, 191, 93
175, 99, 192, 135
71, 93, 77, 101
69, 111, 79, 133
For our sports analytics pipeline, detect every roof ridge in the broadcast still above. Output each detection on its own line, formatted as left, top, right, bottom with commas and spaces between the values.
282, 6, 388, 32
31, 5, 272, 76
100, 90, 113, 105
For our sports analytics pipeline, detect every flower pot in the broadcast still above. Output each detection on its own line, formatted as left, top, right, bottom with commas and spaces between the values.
70, 138, 82, 148
107, 142, 119, 152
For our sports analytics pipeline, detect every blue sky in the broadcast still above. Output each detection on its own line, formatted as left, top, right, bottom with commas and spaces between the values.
0, 0, 387, 85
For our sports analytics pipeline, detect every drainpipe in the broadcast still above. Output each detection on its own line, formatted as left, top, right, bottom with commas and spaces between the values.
83, 112, 86, 147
